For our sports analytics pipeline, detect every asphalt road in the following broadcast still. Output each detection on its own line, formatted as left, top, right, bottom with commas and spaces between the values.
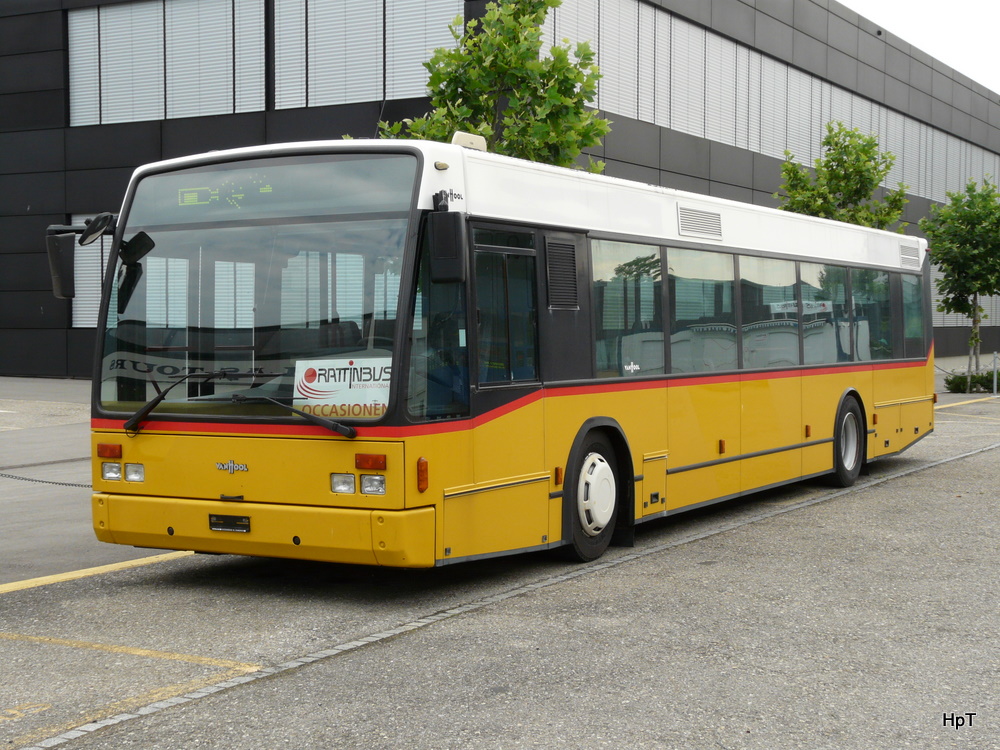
0, 374, 998, 749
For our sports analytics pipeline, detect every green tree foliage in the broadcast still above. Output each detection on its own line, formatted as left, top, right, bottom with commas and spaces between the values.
378, 0, 610, 172
775, 121, 908, 231
920, 178, 1000, 380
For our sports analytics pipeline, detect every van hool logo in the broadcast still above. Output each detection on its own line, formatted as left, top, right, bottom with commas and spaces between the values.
216, 460, 248, 474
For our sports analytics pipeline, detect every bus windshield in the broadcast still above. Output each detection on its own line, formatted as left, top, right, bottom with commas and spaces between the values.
99, 152, 418, 424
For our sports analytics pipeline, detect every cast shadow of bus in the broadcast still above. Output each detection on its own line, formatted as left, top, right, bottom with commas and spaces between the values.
148, 452, 921, 608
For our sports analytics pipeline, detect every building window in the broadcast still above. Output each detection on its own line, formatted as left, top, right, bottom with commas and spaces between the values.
71, 215, 110, 329
69, 0, 265, 126
274, 0, 462, 109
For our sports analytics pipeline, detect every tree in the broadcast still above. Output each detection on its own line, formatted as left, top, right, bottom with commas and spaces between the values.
774, 121, 908, 231
919, 178, 1000, 384
378, 0, 610, 172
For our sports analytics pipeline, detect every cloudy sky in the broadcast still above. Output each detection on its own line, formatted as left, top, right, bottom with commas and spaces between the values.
838, 0, 1000, 94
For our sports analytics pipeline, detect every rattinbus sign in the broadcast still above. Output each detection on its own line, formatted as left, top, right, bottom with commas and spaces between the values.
293, 357, 391, 419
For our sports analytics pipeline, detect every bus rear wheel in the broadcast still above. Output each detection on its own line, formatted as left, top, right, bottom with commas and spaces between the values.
833, 396, 864, 486
564, 433, 619, 562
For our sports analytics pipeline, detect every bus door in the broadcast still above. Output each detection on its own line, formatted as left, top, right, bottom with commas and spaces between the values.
443, 225, 548, 559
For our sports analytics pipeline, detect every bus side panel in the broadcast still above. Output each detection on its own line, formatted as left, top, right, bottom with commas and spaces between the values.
800, 370, 873, 477
605, 387, 669, 524
438, 399, 549, 560
403, 428, 474, 561
442, 482, 549, 560
872, 361, 935, 456
872, 403, 901, 456
472, 398, 545, 489
740, 374, 802, 492
900, 399, 935, 445
544, 386, 668, 535
666, 380, 741, 510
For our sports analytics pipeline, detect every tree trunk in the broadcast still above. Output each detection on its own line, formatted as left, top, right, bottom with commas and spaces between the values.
968, 294, 982, 393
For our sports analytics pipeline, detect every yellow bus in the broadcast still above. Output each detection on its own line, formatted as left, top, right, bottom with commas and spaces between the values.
51, 138, 934, 566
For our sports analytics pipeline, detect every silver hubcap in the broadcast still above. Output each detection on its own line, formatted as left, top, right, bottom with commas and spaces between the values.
840, 411, 860, 471
577, 452, 616, 537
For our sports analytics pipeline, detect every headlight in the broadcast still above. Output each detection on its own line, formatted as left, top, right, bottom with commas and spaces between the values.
331, 473, 356, 494
360, 474, 386, 495
102, 462, 122, 481
124, 463, 145, 482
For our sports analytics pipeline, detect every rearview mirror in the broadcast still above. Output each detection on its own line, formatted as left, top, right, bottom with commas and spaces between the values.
80, 212, 116, 246
120, 231, 155, 265
45, 233, 76, 299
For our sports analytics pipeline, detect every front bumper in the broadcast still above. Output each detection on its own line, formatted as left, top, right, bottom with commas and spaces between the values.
93, 493, 436, 568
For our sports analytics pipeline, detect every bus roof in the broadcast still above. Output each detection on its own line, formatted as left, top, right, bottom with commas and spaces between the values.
125, 138, 926, 272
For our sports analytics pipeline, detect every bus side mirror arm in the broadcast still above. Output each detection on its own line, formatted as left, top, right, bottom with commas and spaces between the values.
426, 210, 468, 284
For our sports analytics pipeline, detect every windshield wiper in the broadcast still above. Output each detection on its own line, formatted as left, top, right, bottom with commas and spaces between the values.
124, 370, 268, 435
231, 394, 357, 438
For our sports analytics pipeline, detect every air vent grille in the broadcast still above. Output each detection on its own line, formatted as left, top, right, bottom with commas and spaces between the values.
546, 240, 579, 309
900, 241, 921, 269
677, 205, 723, 239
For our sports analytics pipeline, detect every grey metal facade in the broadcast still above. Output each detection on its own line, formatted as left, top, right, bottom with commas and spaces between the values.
0, 0, 996, 377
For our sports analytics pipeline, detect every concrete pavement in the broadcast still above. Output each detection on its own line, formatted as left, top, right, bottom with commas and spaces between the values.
0, 365, 998, 749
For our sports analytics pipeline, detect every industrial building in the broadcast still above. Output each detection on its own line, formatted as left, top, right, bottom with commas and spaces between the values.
1, 0, 996, 377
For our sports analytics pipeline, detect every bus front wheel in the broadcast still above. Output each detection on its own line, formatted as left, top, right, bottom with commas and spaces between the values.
833, 396, 864, 487
564, 433, 619, 562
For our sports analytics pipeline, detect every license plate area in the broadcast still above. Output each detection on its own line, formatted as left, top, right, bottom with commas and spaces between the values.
209, 514, 250, 533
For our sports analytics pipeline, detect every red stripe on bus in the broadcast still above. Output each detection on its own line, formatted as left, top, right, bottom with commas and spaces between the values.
93, 357, 931, 440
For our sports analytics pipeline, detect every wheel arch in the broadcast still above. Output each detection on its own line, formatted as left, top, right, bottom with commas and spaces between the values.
561, 417, 635, 547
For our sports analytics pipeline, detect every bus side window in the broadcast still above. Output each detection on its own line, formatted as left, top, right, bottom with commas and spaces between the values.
852, 268, 893, 361
591, 240, 664, 378
668, 248, 737, 373
800, 263, 851, 364
901, 274, 925, 358
740, 256, 800, 369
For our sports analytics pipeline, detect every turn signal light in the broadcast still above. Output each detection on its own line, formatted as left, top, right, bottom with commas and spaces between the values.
417, 457, 429, 493
97, 443, 123, 458
355, 453, 387, 471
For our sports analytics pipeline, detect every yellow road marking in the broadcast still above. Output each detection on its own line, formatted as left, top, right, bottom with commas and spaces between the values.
0, 551, 194, 595
0, 631, 258, 672
12, 668, 261, 747
935, 396, 998, 409
2, 630, 261, 746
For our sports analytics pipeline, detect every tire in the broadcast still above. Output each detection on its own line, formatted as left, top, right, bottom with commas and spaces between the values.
832, 396, 864, 487
563, 433, 619, 562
